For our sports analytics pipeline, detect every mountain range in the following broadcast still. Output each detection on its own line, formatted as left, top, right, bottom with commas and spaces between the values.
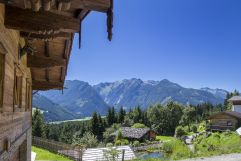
33, 79, 228, 121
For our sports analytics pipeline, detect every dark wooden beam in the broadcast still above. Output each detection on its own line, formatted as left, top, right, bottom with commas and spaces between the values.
1, 0, 110, 12
20, 32, 72, 40
70, 0, 110, 12
27, 54, 66, 68
32, 80, 63, 90
45, 68, 50, 81
5, 6, 80, 33
44, 41, 50, 57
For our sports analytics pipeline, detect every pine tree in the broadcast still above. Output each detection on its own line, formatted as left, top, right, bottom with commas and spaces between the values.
98, 114, 105, 140
118, 106, 126, 124
32, 109, 45, 137
91, 112, 99, 136
107, 107, 116, 126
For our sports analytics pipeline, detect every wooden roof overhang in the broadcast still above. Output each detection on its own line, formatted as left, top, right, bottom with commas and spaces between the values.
1, 0, 113, 90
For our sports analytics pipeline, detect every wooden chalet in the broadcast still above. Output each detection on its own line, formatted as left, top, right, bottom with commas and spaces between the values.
110, 127, 157, 142
0, 0, 113, 160
208, 111, 241, 132
208, 96, 241, 132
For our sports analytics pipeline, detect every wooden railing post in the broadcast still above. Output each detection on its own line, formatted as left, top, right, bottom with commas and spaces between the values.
122, 149, 125, 161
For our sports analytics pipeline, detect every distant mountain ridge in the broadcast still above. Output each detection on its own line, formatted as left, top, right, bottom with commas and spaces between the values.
93, 78, 228, 109
34, 79, 228, 121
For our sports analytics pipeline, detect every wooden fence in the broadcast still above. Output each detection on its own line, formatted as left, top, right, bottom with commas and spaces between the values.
32, 136, 83, 161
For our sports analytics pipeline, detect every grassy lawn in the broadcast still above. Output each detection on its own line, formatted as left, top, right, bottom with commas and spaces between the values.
32, 146, 72, 161
156, 136, 174, 142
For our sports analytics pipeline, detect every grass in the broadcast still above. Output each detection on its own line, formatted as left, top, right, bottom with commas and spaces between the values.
32, 146, 72, 161
194, 131, 241, 157
155, 136, 174, 142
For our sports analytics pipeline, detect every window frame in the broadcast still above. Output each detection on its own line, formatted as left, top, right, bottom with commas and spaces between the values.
13, 65, 23, 110
0, 53, 5, 111
25, 79, 32, 111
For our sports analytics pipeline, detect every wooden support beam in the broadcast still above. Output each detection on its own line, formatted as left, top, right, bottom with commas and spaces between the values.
70, 0, 110, 12
1, 0, 110, 12
20, 32, 72, 40
32, 80, 63, 90
5, 6, 80, 33
45, 69, 50, 81
44, 41, 50, 57
27, 54, 66, 68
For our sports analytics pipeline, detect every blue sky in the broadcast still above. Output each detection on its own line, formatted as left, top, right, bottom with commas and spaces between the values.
67, 0, 241, 92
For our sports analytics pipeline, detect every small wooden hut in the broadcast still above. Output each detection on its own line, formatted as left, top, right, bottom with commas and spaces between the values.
110, 127, 157, 142
0, 0, 114, 160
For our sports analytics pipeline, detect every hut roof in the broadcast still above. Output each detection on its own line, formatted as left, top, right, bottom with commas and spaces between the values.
228, 96, 241, 102
2, 0, 113, 90
111, 127, 151, 140
209, 111, 241, 120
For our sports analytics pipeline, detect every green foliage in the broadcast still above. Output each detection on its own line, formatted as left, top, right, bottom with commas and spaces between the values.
121, 139, 129, 145
107, 107, 117, 126
194, 131, 241, 157
60, 123, 75, 144
106, 143, 113, 147
179, 107, 196, 128
91, 112, 105, 140
147, 102, 183, 135
115, 140, 121, 146
103, 147, 120, 161
118, 106, 126, 123
115, 130, 123, 141
191, 125, 197, 133
132, 123, 147, 128
162, 141, 175, 153
32, 109, 46, 138
103, 123, 121, 141
72, 132, 98, 148
175, 126, 187, 138
133, 140, 140, 147
161, 139, 192, 160
197, 121, 206, 133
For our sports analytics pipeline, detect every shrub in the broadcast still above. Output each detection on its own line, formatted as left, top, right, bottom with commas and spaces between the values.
197, 121, 206, 133
121, 139, 129, 145
162, 141, 175, 153
115, 130, 123, 141
133, 141, 140, 147
175, 126, 187, 138
106, 143, 113, 147
72, 132, 98, 148
131, 123, 147, 128
115, 140, 121, 146
191, 125, 197, 133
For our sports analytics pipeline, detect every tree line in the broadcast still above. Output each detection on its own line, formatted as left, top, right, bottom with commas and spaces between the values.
32, 90, 240, 146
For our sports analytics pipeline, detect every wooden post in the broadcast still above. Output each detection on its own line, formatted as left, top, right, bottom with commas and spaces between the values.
122, 149, 125, 161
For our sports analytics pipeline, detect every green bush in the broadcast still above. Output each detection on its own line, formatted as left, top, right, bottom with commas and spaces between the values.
194, 132, 241, 157
175, 126, 187, 138
161, 138, 192, 160
131, 123, 147, 128
162, 141, 175, 153
133, 141, 140, 147
115, 140, 121, 146
191, 125, 197, 133
197, 121, 206, 133
106, 143, 113, 147
121, 139, 129, 145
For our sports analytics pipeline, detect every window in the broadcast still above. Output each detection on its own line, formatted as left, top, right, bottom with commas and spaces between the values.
13, 67, 23, 109
227, 121, 232, 126
0, 53, 4, 109
25, 79, 32, 111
